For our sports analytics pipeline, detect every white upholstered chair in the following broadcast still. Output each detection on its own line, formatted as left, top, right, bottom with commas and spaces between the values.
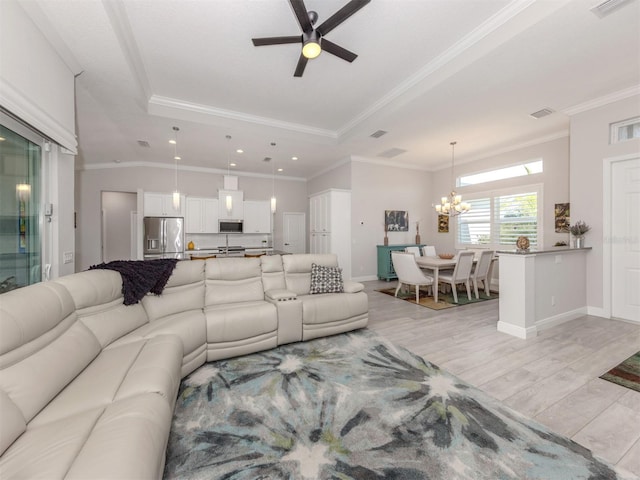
391, 252, 434, 303
437, 251, 475, 303
422, 245, 437, 257
404, 246, 421, 257
471, 250, 494, 299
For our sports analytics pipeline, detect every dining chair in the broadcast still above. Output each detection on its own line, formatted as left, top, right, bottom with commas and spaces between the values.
422, 245, 437, 257
391, 252, 434, 303
471, 250, 494, 299
404, 246, 421, 257
437, 251, 475, 303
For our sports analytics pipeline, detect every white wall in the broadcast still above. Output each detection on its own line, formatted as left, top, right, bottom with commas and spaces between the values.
75, 166, 307, 270
101, 191, 137, 263
429, 136, 570, 254
1, 1, 77, 280
307, 160, 351, 194
0, 0, 76, 151
569, 94, 640, 314
351, 160, 431, 280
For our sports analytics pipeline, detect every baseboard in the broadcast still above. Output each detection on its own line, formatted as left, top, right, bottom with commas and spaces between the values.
497, 321, 537, 339
535, 307, 587, 331
352, 274, 379, 282
586, 306, 609, 319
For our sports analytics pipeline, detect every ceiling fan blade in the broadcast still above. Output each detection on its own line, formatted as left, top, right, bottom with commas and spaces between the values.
316, 0, 371, 36
321, 39, 357, 62
294, 53, 308, 77
290, 0, 313, 33
252, 36, 302, 46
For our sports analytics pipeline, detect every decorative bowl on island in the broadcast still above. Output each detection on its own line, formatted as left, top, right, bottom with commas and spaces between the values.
438, 253, 455, 260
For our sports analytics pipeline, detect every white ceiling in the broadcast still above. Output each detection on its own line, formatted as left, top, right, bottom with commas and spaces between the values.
21, 0, 640, 179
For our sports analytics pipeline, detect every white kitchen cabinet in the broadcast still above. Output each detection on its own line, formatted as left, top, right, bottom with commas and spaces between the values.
243, 200, 272, 233
309, 189, 351, 280
218, 190, 244, 220
186, 197, 218, 233
143, 192, 185, 217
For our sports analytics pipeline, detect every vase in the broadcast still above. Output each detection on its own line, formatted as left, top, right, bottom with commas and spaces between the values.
415, 234, 421, 244
384, 235, 389, 246
573, 236, 584, 248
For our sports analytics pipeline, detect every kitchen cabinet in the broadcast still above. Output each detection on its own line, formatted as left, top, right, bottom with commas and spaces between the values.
243, 200, 272, 233
143, 192, 185, 217
218, 190, 244, 220
309, 189, 351, 280
186, 197, 218, 233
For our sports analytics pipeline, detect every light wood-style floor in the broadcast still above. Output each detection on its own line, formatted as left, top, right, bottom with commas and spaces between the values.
363, 279, 640, 477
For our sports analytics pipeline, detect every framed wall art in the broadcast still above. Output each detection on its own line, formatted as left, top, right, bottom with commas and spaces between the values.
555, 203, 570, 233
384, 210, 408, 232
438, 214, 449, 233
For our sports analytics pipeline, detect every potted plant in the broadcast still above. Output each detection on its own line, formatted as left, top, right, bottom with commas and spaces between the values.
569, 220, 590, 248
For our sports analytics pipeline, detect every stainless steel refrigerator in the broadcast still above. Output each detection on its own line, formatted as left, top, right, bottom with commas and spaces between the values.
143, 217, 185, 259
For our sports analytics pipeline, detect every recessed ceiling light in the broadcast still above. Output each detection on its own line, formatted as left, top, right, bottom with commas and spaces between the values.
174, 156, 181, 160
277, 168, 283, 172
236, 149, 243, 154
230, 163, 236, 167
292, 156, 298, 160
169, 139, 176, 145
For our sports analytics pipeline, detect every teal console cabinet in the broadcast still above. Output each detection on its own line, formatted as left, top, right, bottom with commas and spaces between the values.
377, 244, 424, 281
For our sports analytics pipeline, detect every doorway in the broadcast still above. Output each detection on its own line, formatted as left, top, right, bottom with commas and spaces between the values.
101, 191, 137, 263
609, 156, 640, 322
282, 212, 306, 253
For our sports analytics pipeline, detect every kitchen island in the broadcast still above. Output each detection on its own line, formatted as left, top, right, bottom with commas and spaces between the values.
497, 247, 592, 339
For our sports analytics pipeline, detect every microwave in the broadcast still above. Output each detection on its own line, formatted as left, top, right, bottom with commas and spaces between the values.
219, 220, 243, 234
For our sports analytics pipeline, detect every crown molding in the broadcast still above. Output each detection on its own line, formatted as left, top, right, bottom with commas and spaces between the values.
0, 78, 77, 153
78, 160, 306, 182
562, 85, 640, 116
148, 95, 337, 139
336, 0, 539, 138
350, 155, 431, 172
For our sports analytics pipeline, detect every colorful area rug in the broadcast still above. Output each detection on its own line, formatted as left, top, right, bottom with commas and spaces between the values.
600, 351, 640, 392
164, 329, 625, 479
377, 286, 498, 310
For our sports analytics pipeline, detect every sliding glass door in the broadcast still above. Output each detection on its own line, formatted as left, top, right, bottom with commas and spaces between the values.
0, 120, 42, 292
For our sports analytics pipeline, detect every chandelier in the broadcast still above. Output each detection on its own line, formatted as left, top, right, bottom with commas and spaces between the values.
435, 141, 471, 217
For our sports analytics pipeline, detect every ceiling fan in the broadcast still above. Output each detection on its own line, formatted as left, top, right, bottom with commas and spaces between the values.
251, 0, 371, 77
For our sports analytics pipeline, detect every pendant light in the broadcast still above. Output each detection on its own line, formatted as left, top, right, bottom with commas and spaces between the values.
435, 141, 471, 217
171, 126, 181, 211
225, 135, 233, 215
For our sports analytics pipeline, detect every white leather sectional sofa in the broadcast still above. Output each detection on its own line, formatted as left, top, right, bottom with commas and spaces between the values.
0, 254, 367, 479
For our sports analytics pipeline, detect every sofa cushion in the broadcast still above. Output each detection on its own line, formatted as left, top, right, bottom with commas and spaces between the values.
205, 301, 277, 343
310, 263, 344, 294
205, 257, 264, 305
261, 254, 286, 291
54, 269, 150, 348
299, 291, 369, 325
282, 254, 338, 296
29, 335, 182, 428
0, 394, 171, 480
0, 389, 25, 455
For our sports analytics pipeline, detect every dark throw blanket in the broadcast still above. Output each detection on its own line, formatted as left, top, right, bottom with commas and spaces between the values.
89, 259, 179, 305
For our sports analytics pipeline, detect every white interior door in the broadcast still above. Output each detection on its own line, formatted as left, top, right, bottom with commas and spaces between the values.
283, 212, 306, 253
611, 157, 640, 322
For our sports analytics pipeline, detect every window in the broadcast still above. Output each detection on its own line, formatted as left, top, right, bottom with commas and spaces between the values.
611, 117, 640, 144
457, 185, 542, 250
459, 160, 543, 186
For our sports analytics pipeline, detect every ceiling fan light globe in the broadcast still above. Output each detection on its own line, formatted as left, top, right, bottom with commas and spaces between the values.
302, 41, 321, 59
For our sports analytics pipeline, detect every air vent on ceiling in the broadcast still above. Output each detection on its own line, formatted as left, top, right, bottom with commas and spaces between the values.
370, 130, 388, 138
378, 148, 407, 159
530, 108, 554, 119
263, 157, 272, 162
137, 140, 150, 147
590, 0, 634, 18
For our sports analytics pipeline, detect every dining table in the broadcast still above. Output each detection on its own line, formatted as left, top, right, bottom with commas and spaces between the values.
415, 255, 497, 304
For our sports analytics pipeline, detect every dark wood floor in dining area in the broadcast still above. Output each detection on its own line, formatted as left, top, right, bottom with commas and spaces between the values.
362, 279, 640, 477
